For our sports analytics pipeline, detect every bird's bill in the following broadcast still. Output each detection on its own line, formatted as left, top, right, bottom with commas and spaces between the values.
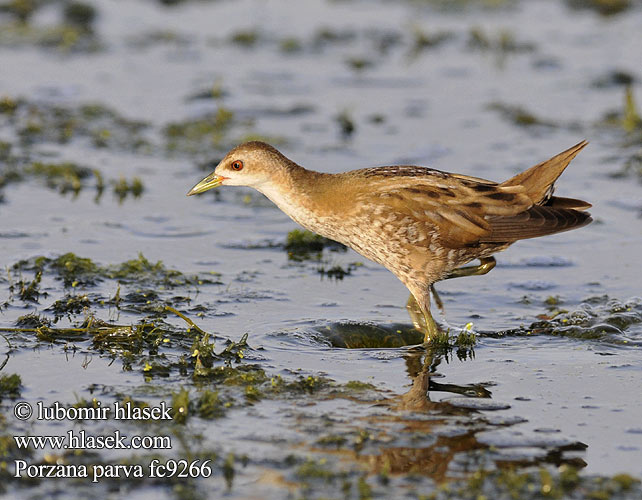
187, 173, 227, 196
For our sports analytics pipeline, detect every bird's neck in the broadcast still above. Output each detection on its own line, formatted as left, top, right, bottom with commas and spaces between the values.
256, 165, 338, 233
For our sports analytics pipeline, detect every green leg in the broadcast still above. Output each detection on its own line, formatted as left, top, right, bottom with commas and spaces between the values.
406, 294, 439, 343
442, 257, 496, 281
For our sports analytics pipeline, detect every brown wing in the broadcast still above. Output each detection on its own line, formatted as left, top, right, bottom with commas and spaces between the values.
359, 149, 591, 248
480, 206, 592, 243
366, 175, 533, 248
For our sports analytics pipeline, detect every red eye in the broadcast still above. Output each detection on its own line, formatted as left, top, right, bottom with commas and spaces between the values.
231, 160, 243, 171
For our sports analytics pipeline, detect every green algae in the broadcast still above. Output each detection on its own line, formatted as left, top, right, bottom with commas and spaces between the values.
317, 262, 362, 280
409, 26, 453, 57
279, 37, 302, 53
565, 0, 632, 16
9, 253, 214, 293
0, 98, 149, 151
0, 20, 102, 52
285, 229, 347, 261
0, 373, 21, 400
488, 102, 556, 128
599, 86, 642, 134
229, 29, 259, 47
336, 109, 356, 138
164, 107, 236, 154
7, 269, 45, 303
0, 160, 142, 202
63, 2, 97, 31
467, 27, 535, 54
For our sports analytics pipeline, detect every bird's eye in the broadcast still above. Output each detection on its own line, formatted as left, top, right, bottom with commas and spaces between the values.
231, 160, 243, 171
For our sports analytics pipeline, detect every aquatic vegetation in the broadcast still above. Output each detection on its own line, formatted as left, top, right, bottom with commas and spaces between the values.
1, 1, 640, 499
285, 229, 346, 261
229, 29, 259, 47
591, 70, 637, 89
7, 269, 45, 303
488, 102, 556, 128
3, 252, 218, 324
0, 98, 150, 151
467, 26, 535, 54
279, 37, 302, 53
335, 109, 356, 138
164, 107, 236, 154
531, 296, 642, 344
63, 2, 97, 32
599, 86, 642, 134
317, 262, 362, 280
345, 56, 375, 73
0, 373, 21, 400
0, 1, 102, 52
409, 25, 453, 57
0, 159, 142, 202
565, 0, 632, 16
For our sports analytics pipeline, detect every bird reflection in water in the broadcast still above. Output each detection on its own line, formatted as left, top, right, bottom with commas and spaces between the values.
317, 323, 587, 482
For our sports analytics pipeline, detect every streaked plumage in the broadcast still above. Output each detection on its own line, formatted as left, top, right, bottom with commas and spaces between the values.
188, 140, 592, 338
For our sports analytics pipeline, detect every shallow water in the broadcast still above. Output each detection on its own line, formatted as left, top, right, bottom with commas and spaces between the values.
1, 0, 641, 498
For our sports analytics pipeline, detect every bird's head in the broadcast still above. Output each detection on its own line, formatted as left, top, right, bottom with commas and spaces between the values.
187, 141, 289, 195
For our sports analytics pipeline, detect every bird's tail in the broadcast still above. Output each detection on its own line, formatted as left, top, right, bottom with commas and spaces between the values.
500, 140, 591, 209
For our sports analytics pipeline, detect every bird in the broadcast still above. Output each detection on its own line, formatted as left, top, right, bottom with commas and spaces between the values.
188, 140, 592, 341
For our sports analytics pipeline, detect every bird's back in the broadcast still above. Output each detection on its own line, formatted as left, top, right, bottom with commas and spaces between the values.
315, 142, 592, 285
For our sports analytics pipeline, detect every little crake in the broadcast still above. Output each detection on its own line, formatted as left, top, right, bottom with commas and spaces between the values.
188, 141, 592, 341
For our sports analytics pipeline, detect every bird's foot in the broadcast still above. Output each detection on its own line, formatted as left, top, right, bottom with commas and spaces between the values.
442, 257, 496, 280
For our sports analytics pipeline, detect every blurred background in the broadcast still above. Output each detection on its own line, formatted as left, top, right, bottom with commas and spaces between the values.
1, 1, 641, 499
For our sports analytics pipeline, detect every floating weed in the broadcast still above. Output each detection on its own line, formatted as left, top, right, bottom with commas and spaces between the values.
50, 252, 101, 287
530, 296, 642, 344
346, 57, 375, 73
599, 86, 642, 134
336, 109, 356, 138
15, 313, 50, 328
441, 466, 642, 500
296, 457, 340, 483
0, 373, 22, 401
313, 27, 356, 48
230, 29, 259, 47
196, 390, 225, 419
0, 0, 41, 23
0, 17, 102, 52
48, 293, 91, 320
164, 106, 236, 154
317, 262, 362, 280
467, 27, 535, 54
409, 25, 453, 57
279, 37, 302, 53
25, 161, 91, 197
565, 0, 632, 16
285, 229, 346, 261
112, 176, 144, 203
188, 80, 226, 101
222, 452, 235, 490
591, 70, 636, 89
0, 98, 149, 151
344, 381, 376, 391
104, 253, 212, 288
8, 268, 45, 303
171, 388, 190, 425
488, 102, 556, 128
63, 2, 97, 32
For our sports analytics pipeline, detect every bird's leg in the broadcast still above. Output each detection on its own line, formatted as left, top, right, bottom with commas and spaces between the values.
442, 257, 496, 281
429, 258, 496, 318
430, 284, 445, 314
406, 294, 439, 343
